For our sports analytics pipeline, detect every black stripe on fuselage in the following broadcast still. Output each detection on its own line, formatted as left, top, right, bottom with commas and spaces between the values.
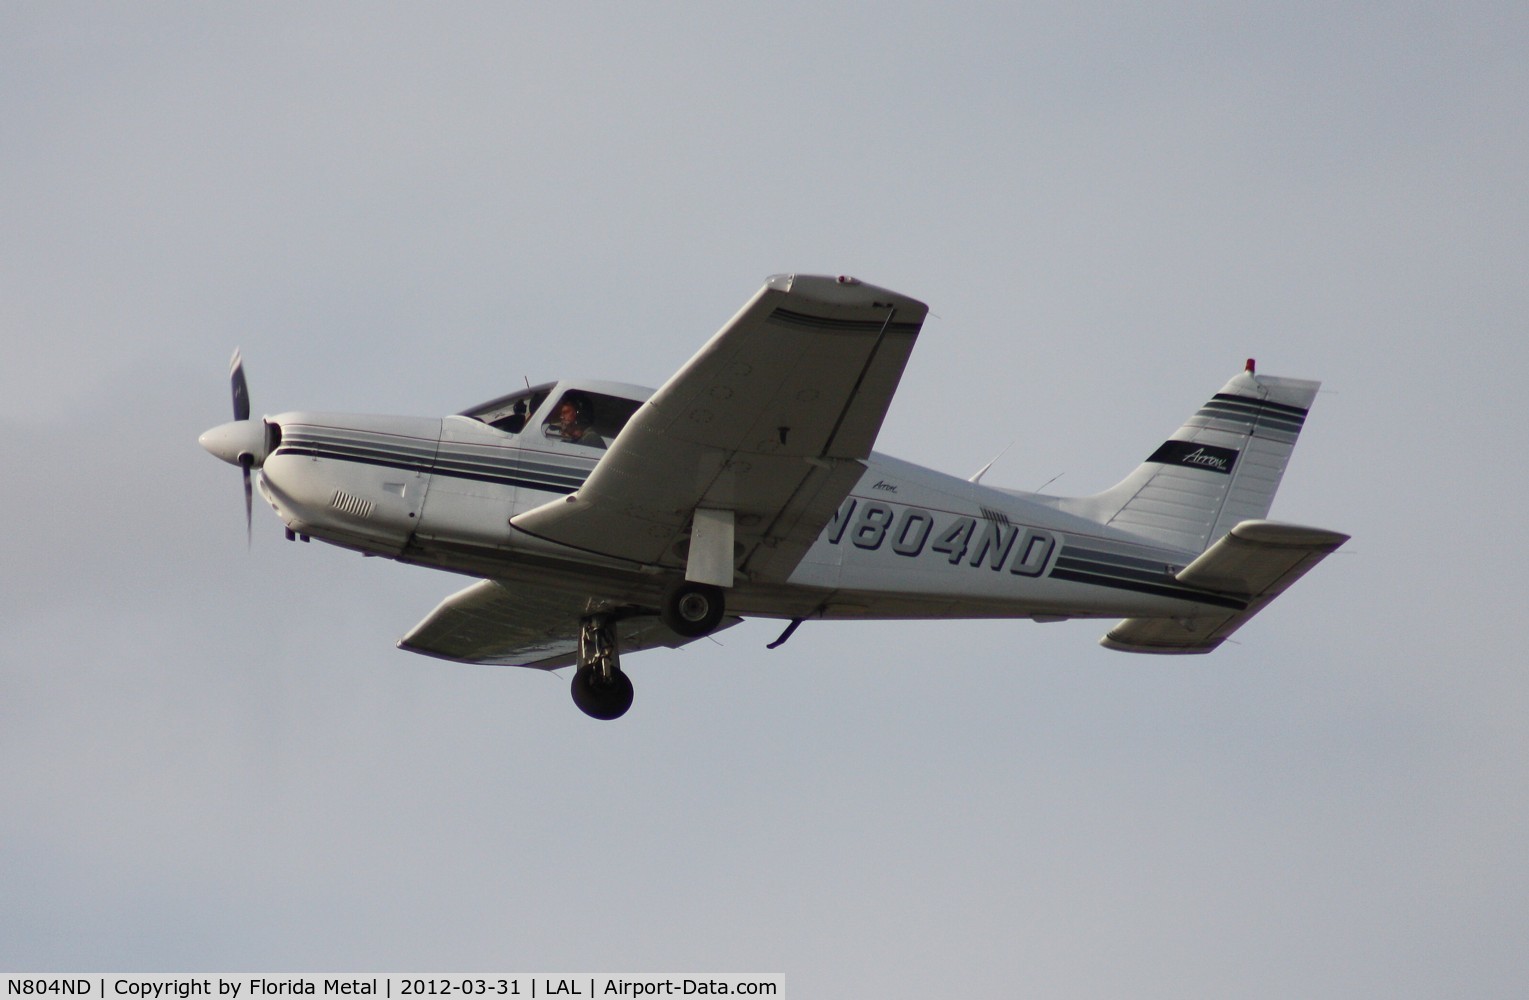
1048, 567, 1249, 610
432, 453, 588, 492
1051, 545, 1247, 610
281, 434, 438, 463
1054, 548, 1187, 586
275, 441, 591, 496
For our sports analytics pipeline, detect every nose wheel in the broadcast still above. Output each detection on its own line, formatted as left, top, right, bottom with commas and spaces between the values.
571, 615, 634, 720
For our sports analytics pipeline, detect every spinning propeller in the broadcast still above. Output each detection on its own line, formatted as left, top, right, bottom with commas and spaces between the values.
199, 349, 272, 543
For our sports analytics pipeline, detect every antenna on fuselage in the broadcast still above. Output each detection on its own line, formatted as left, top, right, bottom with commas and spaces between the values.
969, 442, 1013, 484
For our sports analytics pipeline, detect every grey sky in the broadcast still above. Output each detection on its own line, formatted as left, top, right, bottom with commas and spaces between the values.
4, 3, 1527, 996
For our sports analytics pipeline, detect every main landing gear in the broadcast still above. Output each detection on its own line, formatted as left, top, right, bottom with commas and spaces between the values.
568, 583, 729, 721
571, 614, 634, 720
660, 580, 726, 637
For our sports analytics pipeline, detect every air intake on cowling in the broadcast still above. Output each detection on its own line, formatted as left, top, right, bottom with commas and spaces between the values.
331, 489, 375, 519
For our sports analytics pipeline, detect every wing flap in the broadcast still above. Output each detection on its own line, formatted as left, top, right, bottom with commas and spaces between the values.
512, 275, 927, 582
397, 578, 737, 669
1100, 520, 1348, 654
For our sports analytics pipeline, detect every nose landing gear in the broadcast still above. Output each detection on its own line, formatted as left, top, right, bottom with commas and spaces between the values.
571, 614, 634, 720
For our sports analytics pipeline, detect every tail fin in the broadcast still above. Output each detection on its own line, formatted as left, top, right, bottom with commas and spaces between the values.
1055, 362, 1321, 554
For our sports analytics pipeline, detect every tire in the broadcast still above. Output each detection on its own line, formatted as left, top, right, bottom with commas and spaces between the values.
660, 580, 725, 637
570, 667, 634, 720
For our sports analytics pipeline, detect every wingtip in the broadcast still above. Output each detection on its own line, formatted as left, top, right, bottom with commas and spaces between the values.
763, 273, 929, 316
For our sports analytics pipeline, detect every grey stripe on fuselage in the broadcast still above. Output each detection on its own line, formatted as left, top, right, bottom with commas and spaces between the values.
1049, 542, 1247, 611
277, 429, 596, 495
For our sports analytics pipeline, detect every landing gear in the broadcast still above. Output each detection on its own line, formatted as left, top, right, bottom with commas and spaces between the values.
571, 614, 634, 720
660, 580, 725, 637
567, 585, 725, 719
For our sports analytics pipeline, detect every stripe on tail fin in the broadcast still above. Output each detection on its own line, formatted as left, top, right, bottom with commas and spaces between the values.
1052, 365, 1321, 555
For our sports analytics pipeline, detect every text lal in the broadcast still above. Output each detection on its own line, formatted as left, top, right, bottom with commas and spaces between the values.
544, 984, 733, 996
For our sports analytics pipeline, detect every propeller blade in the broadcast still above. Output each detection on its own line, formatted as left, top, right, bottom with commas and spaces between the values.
230, 349, 250, 422
241, 455, 254, 546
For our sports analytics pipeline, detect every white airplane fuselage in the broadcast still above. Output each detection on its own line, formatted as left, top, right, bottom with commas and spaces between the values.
256, 382, 1235, 631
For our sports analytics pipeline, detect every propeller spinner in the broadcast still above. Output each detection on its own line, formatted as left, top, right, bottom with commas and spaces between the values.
199, 349, 272, 543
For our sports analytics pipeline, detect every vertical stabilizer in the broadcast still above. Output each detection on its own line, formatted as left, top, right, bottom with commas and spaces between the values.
1054, 365, 1321, 554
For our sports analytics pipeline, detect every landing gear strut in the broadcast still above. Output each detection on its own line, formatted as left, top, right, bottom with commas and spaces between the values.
570, 614, 634, 720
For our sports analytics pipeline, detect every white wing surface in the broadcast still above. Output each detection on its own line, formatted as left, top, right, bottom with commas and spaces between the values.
511, 275, 928, 583
397, 578, 739, 668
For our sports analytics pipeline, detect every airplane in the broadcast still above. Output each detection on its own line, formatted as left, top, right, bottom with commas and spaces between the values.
200, 274, 1347, 720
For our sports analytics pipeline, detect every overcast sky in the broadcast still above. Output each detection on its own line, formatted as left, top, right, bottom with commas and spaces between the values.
4, 3, 1527, 996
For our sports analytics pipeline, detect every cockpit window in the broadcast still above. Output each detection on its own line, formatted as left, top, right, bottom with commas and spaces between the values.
459, 384, 554, 434
541, 390, 642, 450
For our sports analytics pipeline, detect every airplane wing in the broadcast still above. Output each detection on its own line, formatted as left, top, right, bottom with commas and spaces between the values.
510, 274, 928, 584
397, 578, 740, 669
1100, 520, 1349, 653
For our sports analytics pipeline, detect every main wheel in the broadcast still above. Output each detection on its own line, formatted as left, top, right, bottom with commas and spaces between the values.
660, 580, 725, 637
570, 667, 634, 720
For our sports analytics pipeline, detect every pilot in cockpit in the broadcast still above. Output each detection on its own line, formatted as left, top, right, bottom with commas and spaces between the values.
546, 392, 605, 449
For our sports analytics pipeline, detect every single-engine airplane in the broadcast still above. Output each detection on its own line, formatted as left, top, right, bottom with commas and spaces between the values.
200, 274, 1347, 719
